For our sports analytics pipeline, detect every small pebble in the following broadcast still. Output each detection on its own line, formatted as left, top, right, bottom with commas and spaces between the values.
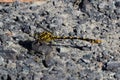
115, 1, 120, 7
7, 60, 16, 69
56, 47, 70, 53
0, 22, 3, 28
0, 56, 4, 65
104, 61, 120, 72
114, 72, 120, 79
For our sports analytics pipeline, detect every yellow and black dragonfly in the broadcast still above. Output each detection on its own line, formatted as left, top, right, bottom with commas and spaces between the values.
34, 31, 102, 44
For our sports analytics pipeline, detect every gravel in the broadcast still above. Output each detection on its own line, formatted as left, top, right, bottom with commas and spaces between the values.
103, 61, 120, 72
0, 0, 120, 80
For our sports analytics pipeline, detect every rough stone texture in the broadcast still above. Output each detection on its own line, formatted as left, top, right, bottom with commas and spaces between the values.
0, 0, 120, 80
103, 61, 120, 72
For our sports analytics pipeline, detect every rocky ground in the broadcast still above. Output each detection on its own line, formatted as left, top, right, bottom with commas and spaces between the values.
0, 0, 120, 80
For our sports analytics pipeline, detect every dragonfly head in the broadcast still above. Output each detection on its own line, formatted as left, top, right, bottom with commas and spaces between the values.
34, 31, 55, 42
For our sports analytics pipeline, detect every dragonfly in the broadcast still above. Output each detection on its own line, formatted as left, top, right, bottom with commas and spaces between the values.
34, 31, 102, 44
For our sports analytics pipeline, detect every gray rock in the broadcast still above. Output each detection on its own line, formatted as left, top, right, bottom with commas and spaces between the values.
66, 60, 78, 73
115, 1, 120, 7
0, 49, 16, 60
75, 45, 91, 51
0, 22, 3, 28
48, 67, 66, 80
114, 69, 120, 80
114, 9, 120, 15
98, 1, 108, 12
0, 5, 3, 10
114, 72, 120, 80
0, 69, 12, 80
80, 58, 91, 64
78, 69, 103, 80
79, 0, 93, 16
0, 56, 4, 66
7, 60, 16, 69
102, 50, 110, 60
104, 61, 120, 72
33, 72, 43, 80
67, 76, 78, 80
109, 12, 118, 20
56, 46, 70, 53
32, 41, 53, 54
43, 53, 55, 67
21, 24, 31, 34
0, 34, 11, 45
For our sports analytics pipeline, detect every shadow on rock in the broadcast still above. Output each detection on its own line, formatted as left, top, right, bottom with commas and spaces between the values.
18, 40, 33, 51
49, 44, 91, 51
